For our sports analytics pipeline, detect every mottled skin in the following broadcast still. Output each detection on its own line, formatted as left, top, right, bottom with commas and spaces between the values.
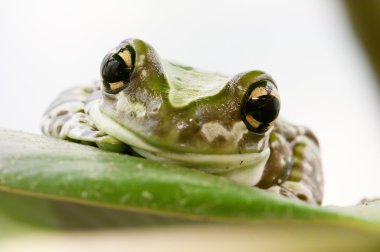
41, 39, 323, 204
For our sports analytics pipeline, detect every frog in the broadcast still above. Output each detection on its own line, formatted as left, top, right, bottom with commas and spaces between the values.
41, 38, 323, 205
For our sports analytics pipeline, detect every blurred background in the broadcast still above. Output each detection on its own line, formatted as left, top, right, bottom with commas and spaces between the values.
0, 0, 379, 206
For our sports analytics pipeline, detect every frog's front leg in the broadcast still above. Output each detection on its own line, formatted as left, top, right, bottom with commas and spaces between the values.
257, 121, 323, 205
41, 83, 128, 153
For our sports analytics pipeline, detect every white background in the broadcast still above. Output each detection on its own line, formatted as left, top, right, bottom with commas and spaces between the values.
1, 0, 379, 205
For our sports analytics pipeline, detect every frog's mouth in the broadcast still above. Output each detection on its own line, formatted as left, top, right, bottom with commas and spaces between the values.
89, 100, 270, 186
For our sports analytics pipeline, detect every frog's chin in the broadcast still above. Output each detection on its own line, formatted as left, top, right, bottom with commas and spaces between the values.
89, 100, 270, 186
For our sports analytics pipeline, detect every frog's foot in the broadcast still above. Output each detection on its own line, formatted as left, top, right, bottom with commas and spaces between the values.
266, 134, 323, 205
286, 134, 323, 204
258, 121, 324, 205
267, 182, 317, 204
41, 84, 129, 153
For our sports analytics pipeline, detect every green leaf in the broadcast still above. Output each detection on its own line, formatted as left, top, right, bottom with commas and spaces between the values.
0, 128, 379, 234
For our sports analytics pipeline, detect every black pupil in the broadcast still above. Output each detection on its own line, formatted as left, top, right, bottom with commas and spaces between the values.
101, 54, 130, 84
246, 94, 280, 124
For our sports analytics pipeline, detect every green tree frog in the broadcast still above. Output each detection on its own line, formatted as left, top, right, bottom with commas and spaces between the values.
41, 38, 323, 204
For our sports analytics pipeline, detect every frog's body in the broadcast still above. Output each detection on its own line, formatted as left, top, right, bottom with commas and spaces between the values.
41, 38, 323, 204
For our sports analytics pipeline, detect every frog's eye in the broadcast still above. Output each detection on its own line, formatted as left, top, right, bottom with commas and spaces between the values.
241, 80, 280, 134
100, 45, 136, 94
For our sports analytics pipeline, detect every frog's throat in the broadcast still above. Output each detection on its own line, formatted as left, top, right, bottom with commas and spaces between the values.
132, 147, 270, 186
89, 101, 270, 186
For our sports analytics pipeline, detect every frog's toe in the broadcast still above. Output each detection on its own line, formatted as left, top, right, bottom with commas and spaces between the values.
268, 182, 316, 204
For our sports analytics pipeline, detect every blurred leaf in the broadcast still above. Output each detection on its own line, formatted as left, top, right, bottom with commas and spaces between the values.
344, 0, 380, 91
1, 224, 380, 252
0, 128, 379, 237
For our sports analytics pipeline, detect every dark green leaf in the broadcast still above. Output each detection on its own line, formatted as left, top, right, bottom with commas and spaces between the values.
0, 128, 379, 234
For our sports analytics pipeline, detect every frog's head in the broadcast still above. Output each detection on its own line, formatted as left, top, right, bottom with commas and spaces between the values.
92, 38, 280, 173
